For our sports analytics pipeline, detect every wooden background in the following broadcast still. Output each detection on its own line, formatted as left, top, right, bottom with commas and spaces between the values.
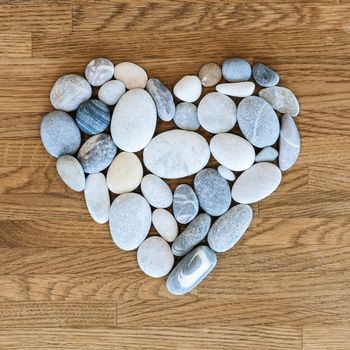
0, 0, 349, 349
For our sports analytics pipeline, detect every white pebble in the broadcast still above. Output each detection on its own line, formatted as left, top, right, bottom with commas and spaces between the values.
173, 75, 202, 102
216, 82, 255, 97
114, 62, 148, 89
218, 165, 235, 181
141, 174, 173, 208
98, 80, 126, 106
152, 209, 178, 242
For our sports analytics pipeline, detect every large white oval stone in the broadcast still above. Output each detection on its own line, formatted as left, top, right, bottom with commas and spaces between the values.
143, 130, 210, 179
111, 89, 157, 152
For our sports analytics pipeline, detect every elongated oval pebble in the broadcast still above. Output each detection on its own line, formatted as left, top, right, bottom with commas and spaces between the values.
152, 209, 178, 242
114, 62, 148, 89
173, 75, 202, 102
85, 58, 114, 87
255, 146, 278, 162
141, 174, 173, 209
98, 80, 125, 106
198, 62, 222, 87
252, 63, 279, 88
222, 57, 251, 82
56, 155, 85, 192
174, 102, 200, 131
173, 184, 199, 224
218, 165, 235, 181
216, 82, 255, 97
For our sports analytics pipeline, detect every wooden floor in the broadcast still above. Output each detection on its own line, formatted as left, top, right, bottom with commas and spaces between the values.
0, 0, 349, 349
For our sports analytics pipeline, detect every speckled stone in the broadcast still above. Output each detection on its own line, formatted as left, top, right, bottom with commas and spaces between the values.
222, 57, 251, 82
218, 165, 235, 181
141, 174, 173, 209
259, 86, 300, 117
198, 62, 222, 87
173, 184, 199, 224
237, 96, 280, 148
98, 80, 125, 106
208, 204, 253, 253
216, 82, 255, 98
114, 62, 148, 89
174, 102, 200, 131
56, 155, 85, 192
279, 114, 300, 171
40, 110, 81, 158
137, 236, 174, 278
166, 245, 217, 296
172, 213, 211, 257
50, 74, 92, 112
146, 78, 175, 121
194, 168, 231, 217
173, 75, 202, 103
85, 58, 114, 87
197, 92, 236, 133
255, 146, 278, 163
252, 63, 279, 88
152, 209, 178, 242
77, 133, 117, 173
84, 172, 110, 224
76, 99, 111, 135
232, 162, 282, 204
109, 193, 152, 251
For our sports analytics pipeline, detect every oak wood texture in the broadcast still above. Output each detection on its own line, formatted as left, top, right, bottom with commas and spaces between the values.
0, 0, 349, 349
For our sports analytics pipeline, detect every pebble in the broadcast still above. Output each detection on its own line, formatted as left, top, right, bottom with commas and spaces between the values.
208, 204, 253, 253
98, 80, 126, 106
84, 172, 110, 224
218, 165, 235, 181
146, 78, 175, 121
216, 82, 255, 97
40, 110, 81, 158
107, 152, 143, 194
152, 209, 178, 242
210, 133, 255, 171
85, 58, 114, 87
76, 99, 111, 135
140, 174, 173, 209
252, 63, 279, 88
237, 96, 280, 148
173, 184, 199, 224
109, 193, 152, 251
172, 213, 211, 257
111, 89, 157, 152
197, 92, 236, 133
173, 75, 202, 102
166, 245, 217, 296
50, 74, 92, 112
259, 86, 300, 117
114, 62, 148, 89
255, 146, 278, 162
137, 236, 174, 278
56, 155, 85, 192
194, 168, 231, 216
174, 102, 200, 131
198, 62, 222, 87
143, 130, 210, 179
279, 114, 300, 171
77, 133, 117, 173
232, 162, 282, 204
222, 57, 251, 82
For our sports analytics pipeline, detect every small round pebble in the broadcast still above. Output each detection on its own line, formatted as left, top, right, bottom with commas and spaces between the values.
173, 184, 199, 224
40, 110, 81, 158
255, 146, 278, 163
98, 80, 126, 106
218, 165, 235, 181
222, 57, 251, 82
56, 155, 85, 192
107, 152, 143, 194
85, 58, 114, 87
198, 62, 222, 87
137, 236, 174, 278
76, 99, 111, 135
173, 75, 202, 103
141, 174, 173, 209
152, 209, 178, 242
174, 102, 200, 131
252, 63, 279, 88
114, 62, 148, 89
50, 74, 92, 112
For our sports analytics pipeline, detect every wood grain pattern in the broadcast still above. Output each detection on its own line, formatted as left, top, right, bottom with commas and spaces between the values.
0, 0, 349, 348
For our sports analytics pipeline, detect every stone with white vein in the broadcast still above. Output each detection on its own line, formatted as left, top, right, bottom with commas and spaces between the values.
173, 75, 202, 102
152, 209, 178, 242
173, 184, 199, 224
216, 82, 255, 97
85, 58, 114, 87
114, 62, 148, 89
141, 174, 173, 208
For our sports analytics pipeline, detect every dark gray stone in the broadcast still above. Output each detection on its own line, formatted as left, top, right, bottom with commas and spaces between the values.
252, 63, 279, 87
173, 184, 199, 224
222, 57, 251, 82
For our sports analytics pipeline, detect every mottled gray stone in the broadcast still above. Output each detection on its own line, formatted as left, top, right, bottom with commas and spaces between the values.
56, 155, 85, 192
173, 184, 199, 224
174, 102, 200, 131
237, 96, 280, 148
77, 133, 117, 173
146, 78, 175, 121
166, 245, 217, 296
50, 74, 92, 112
255, 146, 278, 162
109, 193, 152, 251
218, 165, 235, 181
172, 213, 211, 257
194, 168, 231, 217
208, 204, 253, 253
40, 110, 81, 158
222, 57, 251, 82
141, 174, 173, 209
137, 236, 174, 278
85, 58, 114, 87
98, 80, 125, 106
198, 62, 222, 87
252, 63, 279, 88
279, 114, 300, 171
259, 86, 300, 117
